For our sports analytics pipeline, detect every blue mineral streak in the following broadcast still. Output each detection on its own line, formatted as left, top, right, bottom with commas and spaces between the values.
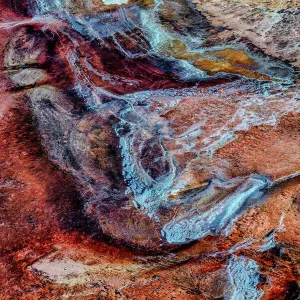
35, 0, 65, 14
227, 256, 263, 300
114, 119, 177, 217
162, 175, 269, 244
258, 232, 277, 252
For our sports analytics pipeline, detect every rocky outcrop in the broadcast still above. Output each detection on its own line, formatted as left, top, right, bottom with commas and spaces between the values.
192, 0, 300, 67
0, 0, 299, 299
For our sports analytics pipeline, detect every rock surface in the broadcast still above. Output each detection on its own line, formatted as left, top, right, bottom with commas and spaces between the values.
0, 0, 299, 299
192, 0, 300, 67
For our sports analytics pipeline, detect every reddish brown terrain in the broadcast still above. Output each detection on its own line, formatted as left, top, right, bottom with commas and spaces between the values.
0, 0, 299, 299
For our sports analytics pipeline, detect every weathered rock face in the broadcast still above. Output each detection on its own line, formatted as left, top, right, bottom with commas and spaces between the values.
0, 0, 299, 299
192, 0, 300, 68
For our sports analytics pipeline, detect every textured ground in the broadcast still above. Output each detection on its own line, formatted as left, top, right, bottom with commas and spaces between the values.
192, 0, 300, 67
0, 0, 299, 299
